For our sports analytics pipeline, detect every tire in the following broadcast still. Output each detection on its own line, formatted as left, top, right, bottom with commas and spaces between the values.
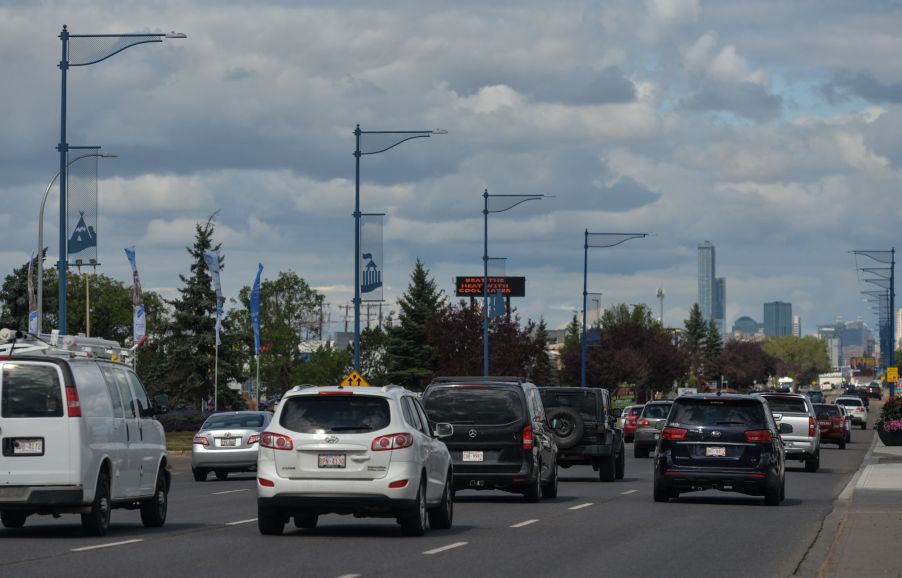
0, 511, 27, 529
615, 443, 625, 480
860, 422, 866, 430
140, 468, 168, 528
546, 407, 584, 450
633, 444, 649, 459
81, 471, 112, 536
258, 504, 285, 535
765, 478, 782, 506
598, 454, 616, 483
780, 476, 786, 502
215, 470, 229, 481
541, 464, 558, 499
653, 476, 670, 503
293, 512, 318, 530
524, 465, 542, 503
838, 438, 846, 450
192, 468, 207, 482
805, 453, 820, 473
428, 474, 454, 530
400, 479, 428, 536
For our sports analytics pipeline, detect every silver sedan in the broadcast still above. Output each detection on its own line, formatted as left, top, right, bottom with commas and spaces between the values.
192, 411, 273, 481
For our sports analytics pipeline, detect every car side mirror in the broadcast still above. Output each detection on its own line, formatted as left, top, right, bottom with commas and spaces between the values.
434, 423, 454, 439
613, 408, 622, 419
654, 421, 666, 431
549, 418, 563, 431
779, 423, 793, 434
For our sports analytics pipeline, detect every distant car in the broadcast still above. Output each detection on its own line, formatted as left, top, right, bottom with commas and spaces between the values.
806, 390, 825, 404
192, 411, 274, 481
653, 394, 787, 505
814, 404, 846, 449
835, 396, 868, 430
835, 404, 852, 442
867, 383, 883, 400
621, 404, 644, 443
633, 401, 674, 458
757, 392, 821, 472
854, 388, 871, 408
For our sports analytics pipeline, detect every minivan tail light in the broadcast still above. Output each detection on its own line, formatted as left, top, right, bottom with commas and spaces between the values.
662, 426, 687, 440
261, 432, 293, 450
193, 436, 209, 446
744, 429, 773, 442
808, 417, 816, 437
521, 424, 534, 450
371, 433, 413, 451
65, 385, 81, 417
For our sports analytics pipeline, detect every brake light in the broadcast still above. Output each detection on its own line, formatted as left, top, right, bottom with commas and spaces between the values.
522, 424, 534, 449
638, 419, 651, 427
261, 432, 294, 450
318, 391, 354, 395
371, 433, 414, 451
65, 385, 81, 417
627, 416, 637, 424
247, 434, 260, 445
745, 429, 773, 442
193, 436, 209, 446
662, 426, 687, 440
808, 417, 816, 437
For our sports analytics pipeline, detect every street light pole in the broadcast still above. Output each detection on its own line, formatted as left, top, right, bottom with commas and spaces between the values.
352, 125, 445, 372
57, 25, 185, 335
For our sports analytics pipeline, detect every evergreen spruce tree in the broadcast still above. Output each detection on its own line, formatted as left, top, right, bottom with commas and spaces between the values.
561, 314, 582, 355
385, 259, 445, 389
684, 303, 707, 351
704, 319, 723, 382
531, 317, 555, 385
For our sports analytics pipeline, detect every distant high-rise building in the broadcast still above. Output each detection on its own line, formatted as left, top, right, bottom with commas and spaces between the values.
714, 277, 726, 338
764, 302, 792, 337
698, 240, 715, 322
792, 315, 801, 337
732, 316, 761, 337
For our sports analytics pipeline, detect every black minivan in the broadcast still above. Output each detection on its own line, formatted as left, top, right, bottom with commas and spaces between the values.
653, 394, 789, 506
422, 377, 559, 502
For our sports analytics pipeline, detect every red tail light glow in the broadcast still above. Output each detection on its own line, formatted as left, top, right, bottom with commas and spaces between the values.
193, 436, 209, 446
247, 434, 260, 445
65, 385, 81, 417
521, 424, 534, 449
808, 417, 816, 437
258, 477, 274, 487
638, 419, 651, 427
371, 433, 414, 451
261, 432, 294, 450
388, 479, 409, 489
318, 391, 354, 395
744, 429, 773, 442
662, 426, 687, 440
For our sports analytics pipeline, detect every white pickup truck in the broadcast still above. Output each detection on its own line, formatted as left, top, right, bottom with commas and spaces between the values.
757, 392, 821, 472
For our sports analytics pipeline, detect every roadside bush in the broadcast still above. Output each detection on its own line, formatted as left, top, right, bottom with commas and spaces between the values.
156, 410, 210, 433
878, 396, 902, 431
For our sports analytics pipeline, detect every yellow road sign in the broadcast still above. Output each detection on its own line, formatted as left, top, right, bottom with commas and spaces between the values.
340, 370, 370, 387
887, 367, 898, 382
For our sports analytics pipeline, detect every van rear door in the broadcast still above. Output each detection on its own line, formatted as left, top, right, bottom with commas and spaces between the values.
0, 361, 75, 485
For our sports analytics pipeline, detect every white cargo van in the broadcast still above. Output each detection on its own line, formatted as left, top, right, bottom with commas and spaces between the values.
0, 329, 168, 535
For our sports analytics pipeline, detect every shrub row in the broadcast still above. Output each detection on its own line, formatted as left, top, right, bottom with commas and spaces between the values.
156, 411, 210, 433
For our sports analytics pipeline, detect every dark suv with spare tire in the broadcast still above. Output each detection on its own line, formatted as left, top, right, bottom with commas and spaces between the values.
538, 387, 624, 482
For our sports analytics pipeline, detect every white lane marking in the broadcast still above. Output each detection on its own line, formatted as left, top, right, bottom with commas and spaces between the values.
71, 539, 143, 552
213, 488, 249, 495
510, 519, 540, 528
335, 575, 361, 578
569, 502, 594, 510
226, 518, 258, 526
423, 541, 468, 555
620, 489, 638, 495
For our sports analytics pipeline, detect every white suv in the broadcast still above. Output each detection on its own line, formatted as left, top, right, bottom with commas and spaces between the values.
0, 330, 168, 536
836, 396, 868, 430
256, 384, 454, 536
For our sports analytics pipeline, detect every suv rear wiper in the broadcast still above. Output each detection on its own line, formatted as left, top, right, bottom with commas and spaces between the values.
715, 421, 747, 425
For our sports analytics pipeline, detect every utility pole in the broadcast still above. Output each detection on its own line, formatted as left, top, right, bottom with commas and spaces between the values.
340, 303, 352, 333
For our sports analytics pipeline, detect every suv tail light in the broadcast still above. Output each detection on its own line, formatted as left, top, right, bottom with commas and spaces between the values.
65, 385, 81, 417
521, 424, 534, 450
744, 429, 773, 442
193, 436, 209, 446
808, 417, 816, 437
662, 426, 687, 440
261, 432, 294, 450
638, 419, 651, 427
372, 433, 413, 451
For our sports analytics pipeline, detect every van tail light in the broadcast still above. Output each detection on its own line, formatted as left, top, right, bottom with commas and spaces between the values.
247, 434, 260, 445
371, 433, 414, 451
808, 417, 816, 437
744, 429, 773, 442
65, 385, 81, 417
521, 424, 534, 450
662, 426, 687, 440
193, 436, 209, 446
638, 419, 651, 427
261, 432, 294, 450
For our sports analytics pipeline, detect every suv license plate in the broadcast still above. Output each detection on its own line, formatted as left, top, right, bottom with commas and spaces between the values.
13, 438, 43, 455
219, 438, 238, 447
706, 446, 726, 457
318, 454, 346, 468
462, 451, 483, 462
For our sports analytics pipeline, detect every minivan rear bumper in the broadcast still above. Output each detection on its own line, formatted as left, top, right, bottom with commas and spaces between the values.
0, 485, 84, 508
258, 494, 418, 517
657, 469, 771, 494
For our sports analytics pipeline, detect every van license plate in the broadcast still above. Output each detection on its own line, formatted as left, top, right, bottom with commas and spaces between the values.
706, 447, 726, 457
219, 438, 238, 447
318, 454, 346, 468
13, 438, 43, 455
462, 451, 483, 462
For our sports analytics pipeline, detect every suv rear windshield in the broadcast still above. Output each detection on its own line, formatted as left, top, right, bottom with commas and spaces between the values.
628, 406, 644, 417
641, 403, 672, 419
424, 387, 524, 425
539, 390, 597, 420
1, 363, 63, 418
669, 399, 767, 426
279, 395, 390, 433
815, 405, 840, 419
762, 396, 808, 413
836, 398, 863, 408
203, 414, 265, 430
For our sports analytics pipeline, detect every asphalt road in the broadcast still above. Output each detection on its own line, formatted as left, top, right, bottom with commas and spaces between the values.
0, 424, 875, 578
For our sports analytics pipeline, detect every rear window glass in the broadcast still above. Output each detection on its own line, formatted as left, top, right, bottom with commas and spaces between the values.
423, 387, 524, 425
670, 400, 767, 426
1, 363, 63, 418
279, 396, 390, 433
203, 413, 266, 430
539, 390, 597, 420
836, 398, 863, 408
629, 406, 644, 416
815, 405, 840, 418
763, 396, 808, 413
641, 403, 672, 419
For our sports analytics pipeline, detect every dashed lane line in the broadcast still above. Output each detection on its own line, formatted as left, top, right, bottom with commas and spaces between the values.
335, 575, 361, 578
71, 539, 143, 552
226, 518, 258, 526
620, 489, 638, 495
510, 519, 540, 528
213, 489, 250, 495
568, 502, 594, 510
423, 542, 468, 555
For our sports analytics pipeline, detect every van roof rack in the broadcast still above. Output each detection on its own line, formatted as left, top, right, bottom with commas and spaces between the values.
430, 376, 526, 384
0, 328, 134, 366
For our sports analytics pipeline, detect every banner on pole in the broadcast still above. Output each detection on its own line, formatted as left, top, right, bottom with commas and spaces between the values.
203, 251, 223, 346
251, 263, 263, 355
67, 151, 99, 264
124, 246, 146, 343
27, 252, 38, 334
360, 213, 384, 302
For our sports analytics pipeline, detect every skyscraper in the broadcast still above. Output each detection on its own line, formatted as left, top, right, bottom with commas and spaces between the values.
792, 315, 801, 337
764, 302, 792, 337
698, 241, 715, 322
714, 277, 726, 337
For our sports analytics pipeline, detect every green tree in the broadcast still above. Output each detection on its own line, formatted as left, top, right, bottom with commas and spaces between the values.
385, 259, 445, 388
559, 313, 582, 364
293, 343, 351, 386
703, 319, 723, 381
531, 317, 556, 385
682, 303, 708, 380
716, 341, 776, 390
761, 336, 831, 385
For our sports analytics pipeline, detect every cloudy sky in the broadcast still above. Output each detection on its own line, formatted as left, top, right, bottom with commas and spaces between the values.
2, 0, 900, 338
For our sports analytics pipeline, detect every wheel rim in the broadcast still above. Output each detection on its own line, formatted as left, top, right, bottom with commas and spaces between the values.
418, 483, 426, 528
444, 480, 453, 520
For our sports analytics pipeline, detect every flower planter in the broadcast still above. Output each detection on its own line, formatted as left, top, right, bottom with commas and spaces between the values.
877, 427, 902, 446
